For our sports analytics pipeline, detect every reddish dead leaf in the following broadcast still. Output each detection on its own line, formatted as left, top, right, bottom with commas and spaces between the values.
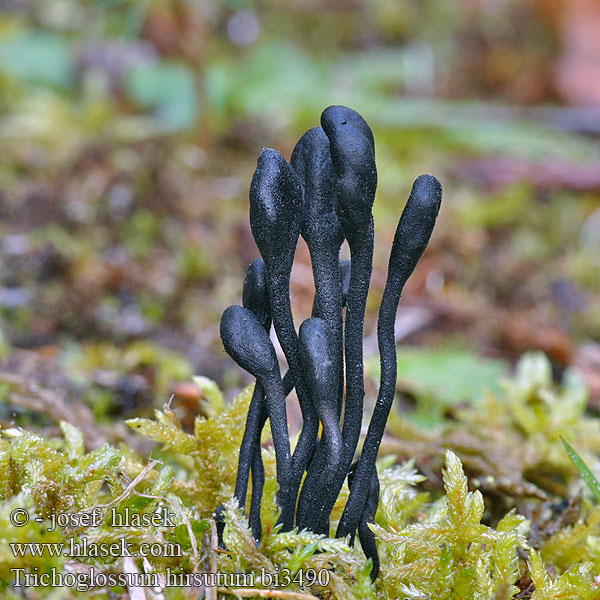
555, 0, 600, 106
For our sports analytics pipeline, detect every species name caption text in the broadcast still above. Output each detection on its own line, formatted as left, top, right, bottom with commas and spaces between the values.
12, 568, 333, 592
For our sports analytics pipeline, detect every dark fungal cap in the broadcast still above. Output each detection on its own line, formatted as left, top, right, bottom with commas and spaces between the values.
410, 174, 442, 214
290, 126, 332, 177
320, 105, 375, 153
290, 126, 341, 244
220, 305, 278, 378
249, 147, 302, 260
320, 105, 377, 231
251, 148, 302, 221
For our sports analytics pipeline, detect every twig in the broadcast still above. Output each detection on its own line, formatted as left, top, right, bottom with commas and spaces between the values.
206, 519, 218, 600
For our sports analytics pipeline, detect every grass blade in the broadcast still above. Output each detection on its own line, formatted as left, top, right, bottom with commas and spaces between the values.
561, 437, 600, 503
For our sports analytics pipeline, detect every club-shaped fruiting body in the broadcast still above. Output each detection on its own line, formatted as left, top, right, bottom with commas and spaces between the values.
320, 105, 376, 242
291, 127, 345, 418
249, 149, 320, 505
236, 257, 299, 538
219, 106, 442, 579
337, 174, 442, 540
235, 258, 272, 523
319, 105, 378, 528
250, 149, 302, 265
220, 304, 294, 530
291, 127, 343, 251
295, 317, 342, 532
243, 258, 271, 330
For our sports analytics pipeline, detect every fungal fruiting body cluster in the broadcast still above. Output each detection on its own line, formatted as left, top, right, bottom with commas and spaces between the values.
218, 105, 442, 579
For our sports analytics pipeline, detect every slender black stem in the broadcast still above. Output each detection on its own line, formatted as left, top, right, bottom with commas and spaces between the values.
291, 127, 345, 419
250, 149, 320, 518
347, 463, 380, 580
220, 305, 294, 530
295, 318, 342, 532
313, 259, 351, 315
234, 257, 272, 513
337, 175, 442, 540
318, 105, 377, 528
234, 384, 266, 504
248, 410, 265, 540
268, 283, 319, 505
246, 371, 295, 540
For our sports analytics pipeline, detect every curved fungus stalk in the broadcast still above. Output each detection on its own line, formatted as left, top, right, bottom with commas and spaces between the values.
295, 317, 342, 533
220, 305, 294, 530
348, 461, 380, 580
337, 174, 442, 541
217, 105, 442, 578
249, 149, 320, 506
234, 257, 295, 539
318, 105, 377, 528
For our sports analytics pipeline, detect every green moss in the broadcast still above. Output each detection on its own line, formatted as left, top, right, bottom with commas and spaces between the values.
1, 356, 600, 598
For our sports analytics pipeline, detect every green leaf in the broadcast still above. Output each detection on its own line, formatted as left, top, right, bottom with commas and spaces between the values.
370, 348, 508, 426
124, 61, 199, 131
561, 437, 600, 503
0, 30, 74, 88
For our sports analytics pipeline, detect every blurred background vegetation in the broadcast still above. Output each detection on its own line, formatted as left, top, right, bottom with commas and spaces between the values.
0, 0, 599, 432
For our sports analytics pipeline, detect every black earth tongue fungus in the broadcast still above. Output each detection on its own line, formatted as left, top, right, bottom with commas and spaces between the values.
337, 174, 442, 541
234, 258, 272, 510
347, 461, 381, 580
220, 305, 294, 531
248, 433, 265, 540
319, 105, 377, 528
290, 127, 345, 419
295, 318, 342, 533
218, 106, 442, 578
246, 372, 295, 541
236, 255, 296, 541
311, 258, 352, 317
249, 148, 319, 512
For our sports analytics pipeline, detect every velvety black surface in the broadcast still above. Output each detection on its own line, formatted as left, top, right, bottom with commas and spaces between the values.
291, 127, 345, 419
218, 106, 442, 578
296, 317, 342, 532
249, 149, 320, 511
337, 174, 442, 541
220, 305, 294, 528
319, 106, 377, 530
